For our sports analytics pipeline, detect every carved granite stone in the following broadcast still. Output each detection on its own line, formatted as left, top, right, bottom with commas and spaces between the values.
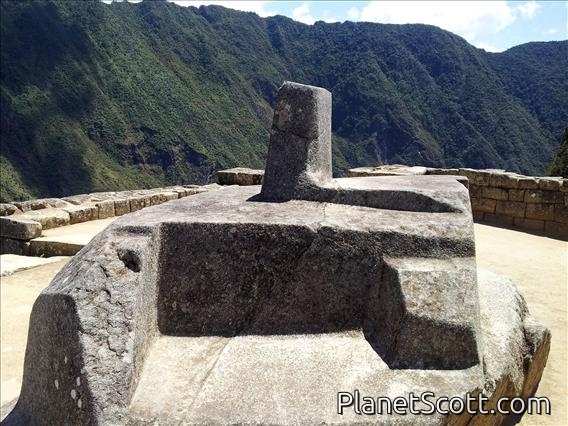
3, 82, 549, 425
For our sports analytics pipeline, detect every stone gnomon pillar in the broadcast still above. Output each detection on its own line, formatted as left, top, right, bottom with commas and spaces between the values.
4, 82, 549, 425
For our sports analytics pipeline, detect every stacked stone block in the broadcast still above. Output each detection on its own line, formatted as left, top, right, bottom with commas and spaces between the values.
0, 184, 219, 255
217, 167, 264, 185
428, 169, 567, 237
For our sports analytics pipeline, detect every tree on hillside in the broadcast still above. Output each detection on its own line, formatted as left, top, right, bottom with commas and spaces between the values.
547, 128, 568, 178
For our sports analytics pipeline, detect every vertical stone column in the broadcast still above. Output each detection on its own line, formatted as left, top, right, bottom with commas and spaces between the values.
260, 81, 332, 201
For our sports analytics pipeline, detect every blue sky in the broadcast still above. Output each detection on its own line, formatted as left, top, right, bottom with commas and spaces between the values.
164, 1, 567, 52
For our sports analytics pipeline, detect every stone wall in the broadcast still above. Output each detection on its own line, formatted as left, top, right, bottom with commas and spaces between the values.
426, 168, 567, 238
0, 184, 219, 255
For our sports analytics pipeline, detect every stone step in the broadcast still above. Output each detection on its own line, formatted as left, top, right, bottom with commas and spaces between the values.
27, 218, 117, 257
365, 256, 480, 369
0, 254, 69, 277
129, 333, 481, 424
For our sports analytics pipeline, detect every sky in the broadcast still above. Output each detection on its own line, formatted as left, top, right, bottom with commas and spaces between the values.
161, 1, 567, 52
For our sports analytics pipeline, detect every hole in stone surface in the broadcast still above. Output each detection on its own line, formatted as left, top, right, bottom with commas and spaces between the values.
117, 249, 141, 272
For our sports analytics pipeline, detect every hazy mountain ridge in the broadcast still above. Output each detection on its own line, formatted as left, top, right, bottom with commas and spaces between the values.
1, 0, 566, 201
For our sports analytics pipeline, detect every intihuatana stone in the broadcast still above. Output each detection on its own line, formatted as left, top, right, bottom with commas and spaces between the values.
260, 82, 333, 201
4, 82, 550, 425
260, 82, 469, 213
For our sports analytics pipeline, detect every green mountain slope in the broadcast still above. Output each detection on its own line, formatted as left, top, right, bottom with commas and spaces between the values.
487, 41, 568, 145
548, 128, 568, 178
1, 0, 566, 201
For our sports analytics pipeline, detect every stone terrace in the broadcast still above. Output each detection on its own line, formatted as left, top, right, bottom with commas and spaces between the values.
0, 184, 219, 256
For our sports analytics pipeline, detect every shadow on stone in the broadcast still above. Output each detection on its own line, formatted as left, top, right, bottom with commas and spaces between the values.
5, 82, 550, 425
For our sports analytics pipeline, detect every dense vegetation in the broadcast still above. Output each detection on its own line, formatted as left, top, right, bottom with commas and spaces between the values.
1, 0, 566, 201
548, 128, 568, 178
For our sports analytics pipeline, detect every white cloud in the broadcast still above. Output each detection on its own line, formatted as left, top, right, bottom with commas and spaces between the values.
168, 1, 276, 17
517, 1, 540, 19
359, 1, 516, 42
347, 7, 360, 21
474, 41, 502, 52
292, 3, 316, 25
165, 1, 336, 25
321, 10, 339, 24
547, 28, 559, 34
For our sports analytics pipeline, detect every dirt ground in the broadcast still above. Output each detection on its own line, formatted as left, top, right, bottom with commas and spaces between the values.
474, 224, 567, 426
1, 258, 71, 408
1, 224, 566, 424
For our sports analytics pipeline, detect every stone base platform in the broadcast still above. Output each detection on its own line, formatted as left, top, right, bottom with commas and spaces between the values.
130, 333, 482, 425
3, 182, 549, 425
129, 267, 548, 425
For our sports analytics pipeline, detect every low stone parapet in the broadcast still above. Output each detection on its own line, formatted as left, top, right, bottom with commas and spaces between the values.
0, 184, 220, 255
348, 165, 428, 176
428, 168, 567, 238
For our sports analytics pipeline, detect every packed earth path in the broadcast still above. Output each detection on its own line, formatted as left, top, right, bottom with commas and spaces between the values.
473, 224, 567, 425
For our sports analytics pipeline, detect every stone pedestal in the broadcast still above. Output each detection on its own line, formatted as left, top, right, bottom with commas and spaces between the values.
4, 82, 550, 425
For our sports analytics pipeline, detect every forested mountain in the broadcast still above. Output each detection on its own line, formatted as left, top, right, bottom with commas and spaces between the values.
1, 0, 566, 201
548, 128, 568, 178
